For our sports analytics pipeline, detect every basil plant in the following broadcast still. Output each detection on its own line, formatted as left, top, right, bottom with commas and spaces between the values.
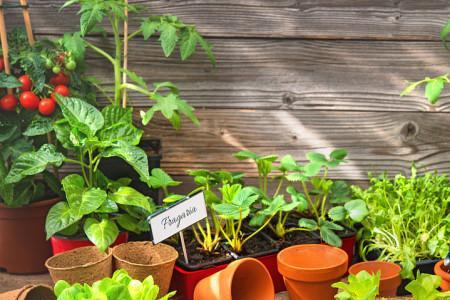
7, 96, 155, 251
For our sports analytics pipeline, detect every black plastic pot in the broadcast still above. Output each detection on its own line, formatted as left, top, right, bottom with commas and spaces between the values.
99, 139, 162, 203
396, 258, 440, 296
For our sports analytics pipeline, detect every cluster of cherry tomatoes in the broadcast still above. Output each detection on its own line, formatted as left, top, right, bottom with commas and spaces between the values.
0, 56, 71, 116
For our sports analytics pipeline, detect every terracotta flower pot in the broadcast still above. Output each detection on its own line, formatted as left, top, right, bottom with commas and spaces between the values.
349, 261, 401, 297
434, 260, 450, 291
45, 246, 113, 285
277, 244, 348, 300
0, 198, 58, 274
0, 284, 54, 300
112, 242, 178, 297
193, 258, 274, 300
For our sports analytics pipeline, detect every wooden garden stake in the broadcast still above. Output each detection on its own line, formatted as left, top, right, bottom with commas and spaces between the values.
179, 231, 189, 264
19, 0, 34, 45
0, 0, 12, 95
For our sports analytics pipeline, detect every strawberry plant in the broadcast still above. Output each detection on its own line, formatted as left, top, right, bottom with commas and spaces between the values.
7, 96, 156, 251
61, 0, 215, 129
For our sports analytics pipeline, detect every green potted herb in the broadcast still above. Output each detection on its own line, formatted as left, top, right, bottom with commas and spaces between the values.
11, 96, 156, 253
0, 27, 94, 274
332, 270, 381, 300
354, 167, 450, 284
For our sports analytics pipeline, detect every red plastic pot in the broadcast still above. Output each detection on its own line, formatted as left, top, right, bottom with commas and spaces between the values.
257, 253, 286, 292
50, 232, 128, 255
170, 263, 229, 300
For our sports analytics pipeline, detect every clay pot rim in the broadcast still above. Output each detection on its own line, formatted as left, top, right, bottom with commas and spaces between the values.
349, 261, 401, 281
112, 242, 179, 267
45, 246, 112, 271
434, 260, 450, 280
278, 244, 348, 271
0, 197, 59, 209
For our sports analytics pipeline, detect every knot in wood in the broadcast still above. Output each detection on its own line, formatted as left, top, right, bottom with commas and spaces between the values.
282, 93, 295, 105
400, 121, 419, 142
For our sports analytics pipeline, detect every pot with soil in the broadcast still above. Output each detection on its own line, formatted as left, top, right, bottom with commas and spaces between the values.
45, 246, 113, 285
349, 261, 401, 297
277, 244, 348, 300
0, 284, 55, 300
112, 241, 178, 297
0, 198, 58, 274
434, 260, 450, 291
193, 258, 274, 300
337, 226, 357, 265
50, 231, 128, 255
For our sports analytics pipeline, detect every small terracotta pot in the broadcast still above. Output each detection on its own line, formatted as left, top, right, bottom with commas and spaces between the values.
45, 246, 113, 285
434, 260, 450, 291
0, 284, 55, 300
349, 261, 401, 297
193, 258, 274, 300
112, 242, 178, 297
277, 244, 348, 300
0, 198, 58, 274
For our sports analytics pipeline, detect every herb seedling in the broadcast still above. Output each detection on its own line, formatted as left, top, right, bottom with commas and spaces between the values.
332, 270, 380, 300
405, 272, 450, 300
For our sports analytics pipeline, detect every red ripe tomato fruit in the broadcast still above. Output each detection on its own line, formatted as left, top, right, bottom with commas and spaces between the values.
49, 72, 70, 86
38, 98, 56, 116
0, 94, 18, 111
18, 75, 33, 92
19, 91, 40, 110
51, 85, 70, 100
0, 56, 4, 71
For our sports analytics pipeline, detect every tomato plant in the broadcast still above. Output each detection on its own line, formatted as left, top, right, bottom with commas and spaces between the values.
19, 91, 40, 110
18, 75, 32, 92
0, 94, 18, 111
38, 98, 56, 116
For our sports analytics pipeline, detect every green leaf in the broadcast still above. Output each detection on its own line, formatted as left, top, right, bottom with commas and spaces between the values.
307, 152, 327, 164
74, 188, 107, 217
43, 170, 63, 197
180, 29, 198, 60
110, 187, 153, 212
320, 225, 342, 247
440, 20, 450, 47
196, 33, 216, 66
159, 22, 178, 57
332, 270, 380, 300
328, 206, 346, 221
57, 96, 104, 136
329, 180, 352, 204
23, 114, 55, 136
96, 198, 119, 213
99, 122, 143, 146
147, 168, 181, 189
330, 149, 348, 161
406, 272, 450, 300
54, 280, 71, 297
61, 32, 86, 61
115, 214, 141, 234
233, 150, 259, 161
298, 218, 318, 230
344, 199, 369, 222
45, 202, 81, 239
84, 218, 119, 252
0, 72, 22, 88
5, 144, 65, 184
122, 69, 147, 90
140, 18, 160, 40
79, 3, 105, 36
303, 162, 322, 177
101, 105, 132, 128
278, 155, 297, 172
425, 78, 446, 104
102, 143, 150, 181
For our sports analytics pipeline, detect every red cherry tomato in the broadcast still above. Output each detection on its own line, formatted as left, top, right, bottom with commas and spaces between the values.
51, 85, 70, 100
0, 56, 4, 72
38, 98, 56, 116
19, 91, 40, 110
18, 75, 33, 92
49, 72, 70, 86
0, 94, 18, 111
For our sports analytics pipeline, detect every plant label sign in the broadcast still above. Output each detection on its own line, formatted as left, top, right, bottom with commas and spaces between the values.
147, 192, 207, 244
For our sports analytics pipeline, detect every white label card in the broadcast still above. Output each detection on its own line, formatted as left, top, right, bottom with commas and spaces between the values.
148, 192, 207, 244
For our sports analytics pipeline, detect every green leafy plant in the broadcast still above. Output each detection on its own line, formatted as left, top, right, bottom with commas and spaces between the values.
285, 149, 367, 247
7, 96, 155, 250
401, 17, 450, 103
354, 166, 450, 279
406, 272, 450, 300
61, 0, 215, 129
54, 269, 176, 300
332, 270, 380, 300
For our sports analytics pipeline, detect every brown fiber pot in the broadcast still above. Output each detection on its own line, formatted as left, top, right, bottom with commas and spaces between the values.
45, 246, 113, 285
0, 284, 55, 300
277, 244, 348, 300
349, 261, 401, 297
193, 258, 275, 300
434, 260, 450, 291
112, 242, 178, 297
0, 198, 58, 274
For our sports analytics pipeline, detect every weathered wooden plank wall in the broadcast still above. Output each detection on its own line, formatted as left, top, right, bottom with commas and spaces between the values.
6, 0, 450, 181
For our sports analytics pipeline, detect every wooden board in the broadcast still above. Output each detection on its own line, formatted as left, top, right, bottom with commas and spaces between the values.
5, 0, 450, 40
80, 38, 450, 111
136, 109, 450, 179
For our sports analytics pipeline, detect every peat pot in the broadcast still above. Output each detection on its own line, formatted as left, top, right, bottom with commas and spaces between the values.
0, 198, 58, 274
45, 246, 113, 285
112, 242, 178, 297
0, 284, 55, 300
277, 244, 348, 300
349, 261, 401, 297
193, 258, 274, 300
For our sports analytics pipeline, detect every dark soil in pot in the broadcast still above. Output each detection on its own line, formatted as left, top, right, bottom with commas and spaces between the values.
241, 233, 279, 256
263, 228, 320, 249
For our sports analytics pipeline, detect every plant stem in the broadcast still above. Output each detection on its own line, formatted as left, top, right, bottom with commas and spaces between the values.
127, 29, 141, 40
112, 16, 123, 106
85, 41, 115, 65
301, 181, 320, 221
242, 215, 275, 247
273, 178, 284, 198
